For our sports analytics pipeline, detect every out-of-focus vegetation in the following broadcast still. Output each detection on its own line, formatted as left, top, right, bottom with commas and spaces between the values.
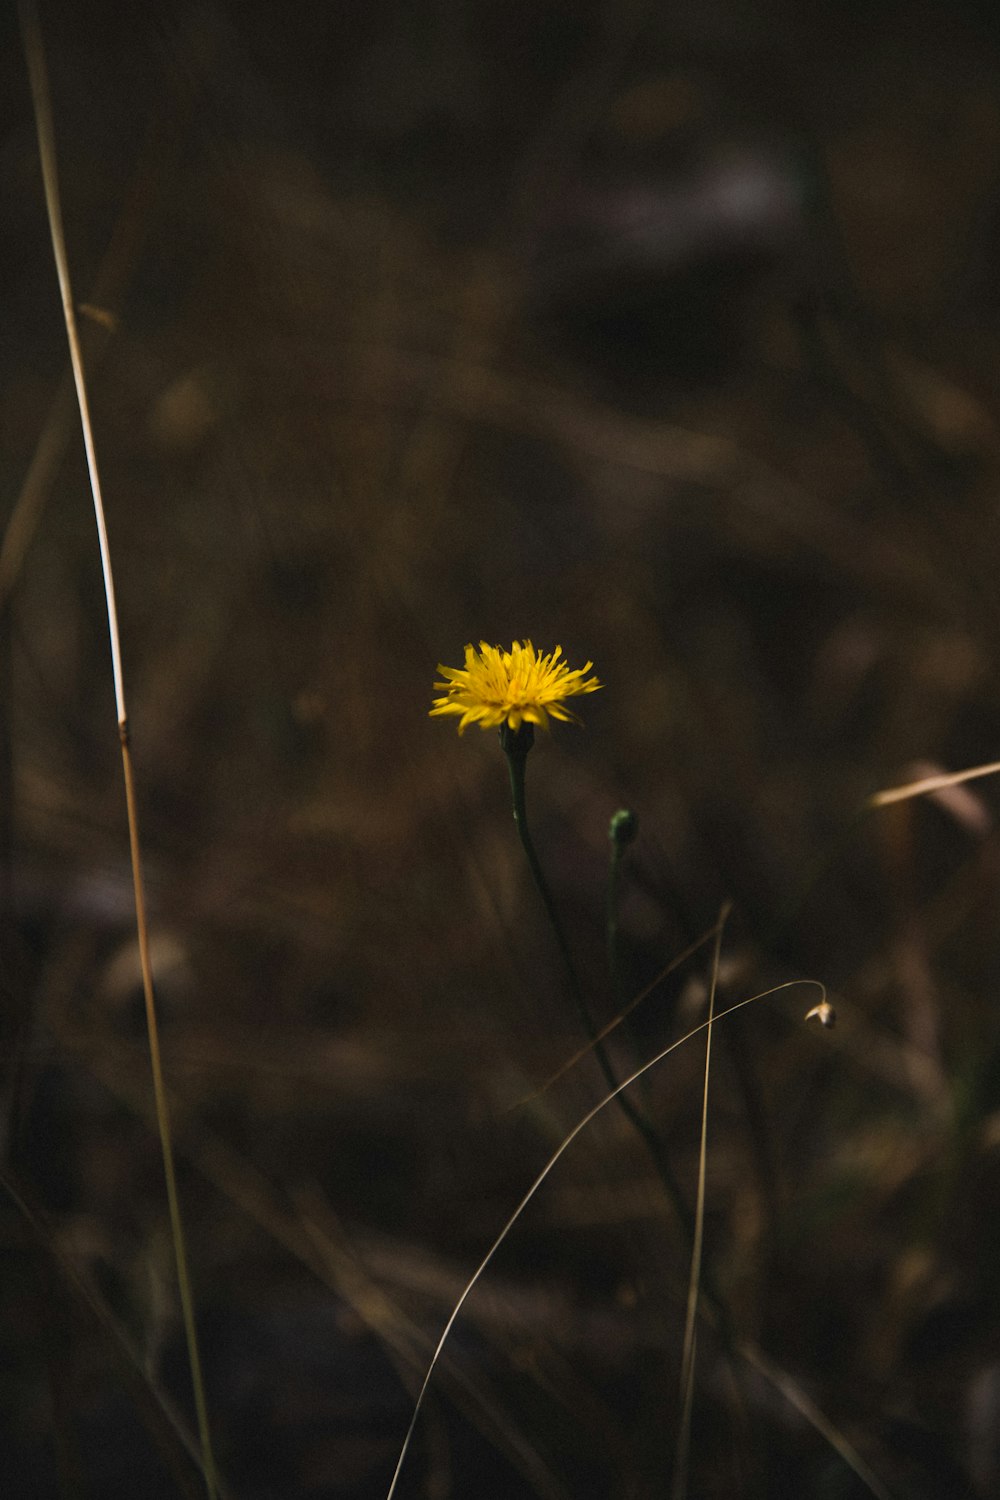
5, 1, 1000, 1495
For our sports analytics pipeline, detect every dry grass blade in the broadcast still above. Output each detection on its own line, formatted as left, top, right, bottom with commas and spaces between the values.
739, 1341, 895, 1500
870, 759, 1000, 809
0, 1167, 222, 1500
0, 375, 77, 612
384, 977, 855, 1500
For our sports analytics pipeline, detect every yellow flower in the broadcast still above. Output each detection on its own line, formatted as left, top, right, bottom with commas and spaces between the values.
430, 640, 603, 734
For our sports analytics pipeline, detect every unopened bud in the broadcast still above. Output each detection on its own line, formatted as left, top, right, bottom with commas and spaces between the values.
609, 808, 638, 847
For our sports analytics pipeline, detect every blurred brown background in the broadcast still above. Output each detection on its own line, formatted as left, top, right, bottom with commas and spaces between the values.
4, 1, 1000, 1496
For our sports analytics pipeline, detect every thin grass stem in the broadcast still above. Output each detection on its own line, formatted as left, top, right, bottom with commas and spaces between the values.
19, 6, 219, 1495
384, 978, 885, 1500
672, 906, 726, 1500
518, 913, 728, 1104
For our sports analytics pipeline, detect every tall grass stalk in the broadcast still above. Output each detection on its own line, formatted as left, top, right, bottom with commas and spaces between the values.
19, 6, 219, 1495
671, 905, 726, 1500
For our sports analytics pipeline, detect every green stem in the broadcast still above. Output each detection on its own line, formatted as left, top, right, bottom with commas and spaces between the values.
606, 813, 629, 1013
503, 725, 596, 1039
607, 808, 653, 1121
500, 726, 694, 1242
607, 808, 646, 1062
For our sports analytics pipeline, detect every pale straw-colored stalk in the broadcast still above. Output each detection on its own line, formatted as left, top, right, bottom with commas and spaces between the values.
19, 5, 219, 1495
870, 757, 1000, 808
671, 905, 727, 1500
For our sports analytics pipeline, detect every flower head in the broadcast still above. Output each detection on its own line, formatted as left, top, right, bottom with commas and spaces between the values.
430, 639, 603, 735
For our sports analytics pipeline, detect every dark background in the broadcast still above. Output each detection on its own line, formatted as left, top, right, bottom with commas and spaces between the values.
4, 1, 1000, 1495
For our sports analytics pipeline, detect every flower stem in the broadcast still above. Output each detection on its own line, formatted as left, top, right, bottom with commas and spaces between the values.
607, 808, 654, 1115
500, 727, 693, 1238
607, 808, 638, 1013
502, 725, 597, 1038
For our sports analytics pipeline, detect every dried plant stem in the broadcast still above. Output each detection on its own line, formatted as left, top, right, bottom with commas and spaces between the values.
20, 5, 125, 714
870, 757, 1000, 808
20, 6, 218, 1497
672, 906, 726, 1500
120, 729, 218, 1495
